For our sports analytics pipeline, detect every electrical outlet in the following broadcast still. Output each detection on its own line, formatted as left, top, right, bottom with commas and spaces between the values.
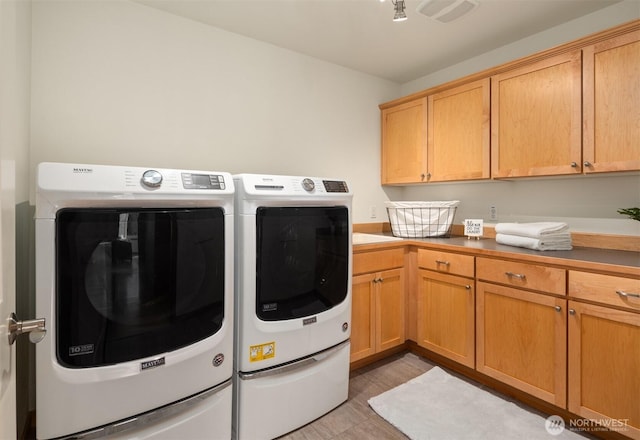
489, 206, 498, 221
369, 206, 377, 219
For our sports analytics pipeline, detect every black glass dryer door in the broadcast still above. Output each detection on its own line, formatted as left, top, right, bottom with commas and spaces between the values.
56, 208, 226, 368
256, 206, 349, 321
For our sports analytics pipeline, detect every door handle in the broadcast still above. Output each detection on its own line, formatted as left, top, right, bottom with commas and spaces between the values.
7, 313, 46, 345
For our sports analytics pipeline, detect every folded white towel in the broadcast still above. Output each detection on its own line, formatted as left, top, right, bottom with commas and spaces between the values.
494, 222, 569, 238
496, 233, 573, 251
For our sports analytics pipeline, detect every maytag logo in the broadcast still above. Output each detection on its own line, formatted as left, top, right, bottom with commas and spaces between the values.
141, 357, 165, 371
73, 167, 93, 173
303, 316, 317, 326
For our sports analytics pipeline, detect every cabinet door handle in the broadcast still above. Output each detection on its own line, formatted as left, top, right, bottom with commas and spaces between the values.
465, 285, 471, 290
569, 309, 576, 315
584, 161, 593, 167
554, 305, 562, 312
505, 272, 526, 280
435, 260, 450, 266
616, 290, 640, 299
570, 162, 578, 168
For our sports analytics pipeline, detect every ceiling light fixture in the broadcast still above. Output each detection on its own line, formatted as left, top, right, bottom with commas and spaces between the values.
392, 0, 407, 22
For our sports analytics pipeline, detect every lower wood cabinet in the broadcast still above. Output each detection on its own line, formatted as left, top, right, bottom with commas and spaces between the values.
568, 270, 640, 439
351, 248, 406, 363
476, 281, 567, 407
351, 243, 640, 438
567, 301, 640, 440
415, 248, 475, 368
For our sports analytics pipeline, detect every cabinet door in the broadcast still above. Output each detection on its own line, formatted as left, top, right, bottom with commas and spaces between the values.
568, 301, 640, 439
583, 30, 640, 173
491, 51, 582, 178
350, 273, 376, 363
427, 78, 490, 182
377, 268, 406, 352
417, 269, 475, 368
381, 98, 428, 184
476, 282, 567, 406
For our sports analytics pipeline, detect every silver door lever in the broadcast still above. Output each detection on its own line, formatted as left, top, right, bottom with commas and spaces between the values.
7, 313, 46, 345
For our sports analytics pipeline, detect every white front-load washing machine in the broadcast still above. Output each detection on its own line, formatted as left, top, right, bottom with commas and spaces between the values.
35, 163, 235, 439
232, 174, 352, 440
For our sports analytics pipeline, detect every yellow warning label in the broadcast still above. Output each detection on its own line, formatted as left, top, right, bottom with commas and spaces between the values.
249, 341, 276, 362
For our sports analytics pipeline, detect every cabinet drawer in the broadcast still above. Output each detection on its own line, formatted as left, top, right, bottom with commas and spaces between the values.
417, 248, 474, 278
353, 248, 404, 275
477, 257, 565, 295
569, 271, 640, 311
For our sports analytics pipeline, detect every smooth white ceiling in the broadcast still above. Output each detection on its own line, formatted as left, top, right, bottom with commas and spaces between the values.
134, 0, 623, 83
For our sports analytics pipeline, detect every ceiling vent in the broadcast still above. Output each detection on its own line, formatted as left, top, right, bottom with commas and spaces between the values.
416, 0, 479, 23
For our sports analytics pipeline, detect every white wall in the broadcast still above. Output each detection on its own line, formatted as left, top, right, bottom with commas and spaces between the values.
30, 0, 640, 234
30, 0, 402, 223
1, 0, 30, 203
397, 0, 640, 235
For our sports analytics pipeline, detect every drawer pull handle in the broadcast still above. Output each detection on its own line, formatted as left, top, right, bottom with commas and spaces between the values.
616, 290, 640, 299
505, 272, 526, 280
435, 260, 450, 266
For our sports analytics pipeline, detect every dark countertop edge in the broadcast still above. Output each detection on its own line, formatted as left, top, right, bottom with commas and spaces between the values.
353, 234, 640, 277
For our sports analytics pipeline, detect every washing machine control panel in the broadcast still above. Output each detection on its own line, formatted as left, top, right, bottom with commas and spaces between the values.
181, 172, 226, 190
301, 178, 315, 192
141, 169, 163, 188
322, 180, 349, 193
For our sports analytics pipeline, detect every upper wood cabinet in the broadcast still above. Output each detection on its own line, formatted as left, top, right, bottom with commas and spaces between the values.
381, 97, 427, 184
381, 79, 489, 185
491, 51, 583, 178
583, 29, 640, 173
380, 22, 640, 184
427, 78, 490, 182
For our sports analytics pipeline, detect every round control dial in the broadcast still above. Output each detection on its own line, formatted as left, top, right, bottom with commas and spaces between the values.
141, 170, 163, 188
301, 178, 315, 192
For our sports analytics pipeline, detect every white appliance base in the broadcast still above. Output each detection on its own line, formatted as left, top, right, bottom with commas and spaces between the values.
64, 381, 232, 440
233, 341, 350, 440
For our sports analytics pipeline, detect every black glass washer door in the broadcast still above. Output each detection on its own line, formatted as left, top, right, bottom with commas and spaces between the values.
56, 208, 225, 368
256, 206, 349, 321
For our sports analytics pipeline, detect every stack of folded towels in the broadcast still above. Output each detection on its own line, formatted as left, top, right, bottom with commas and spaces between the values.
495, 222, 572, 251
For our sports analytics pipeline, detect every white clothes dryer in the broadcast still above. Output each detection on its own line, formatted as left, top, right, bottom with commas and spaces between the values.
35, 163, 235, 439
232, 174, 352, 440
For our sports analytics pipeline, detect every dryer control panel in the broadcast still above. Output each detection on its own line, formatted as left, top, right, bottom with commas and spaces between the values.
181, 172, 227, 190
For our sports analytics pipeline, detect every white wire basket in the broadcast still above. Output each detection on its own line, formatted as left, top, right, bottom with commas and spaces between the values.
385, 201, 460, 238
